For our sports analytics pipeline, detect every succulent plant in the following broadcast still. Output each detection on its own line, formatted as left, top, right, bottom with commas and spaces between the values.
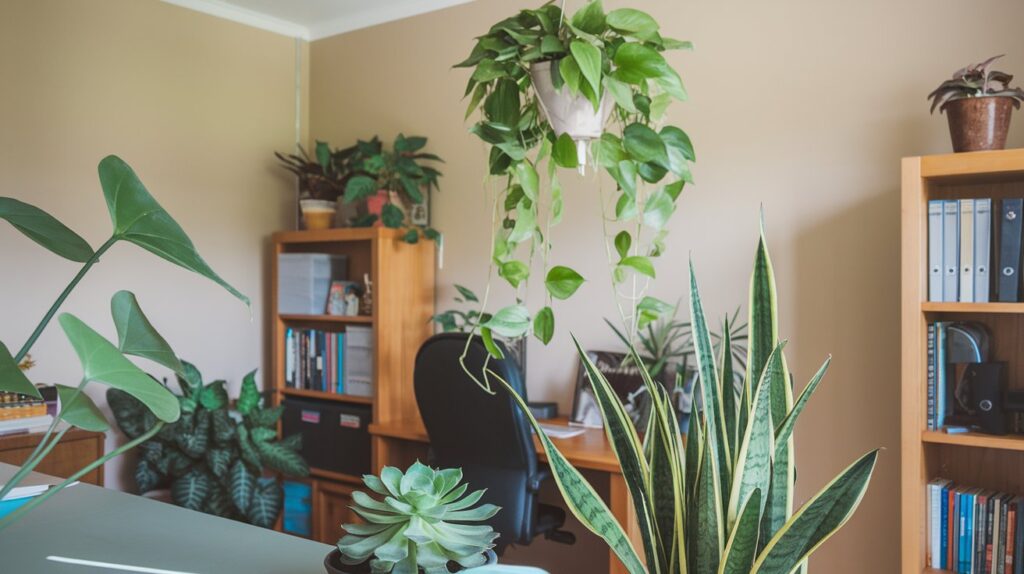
338, 462, 499, 574
928, 54, 1024, 113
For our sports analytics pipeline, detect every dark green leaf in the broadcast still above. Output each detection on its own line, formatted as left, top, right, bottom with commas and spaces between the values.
0, 342, 41, 398
480, 327, 505, 359
172, 471, 210, 511
381, 203, 404, 229
107, 388, 153, 439
98, 155, 248, 307
344, 175, 378, 204
111, 290, 183, 376
540, 35, 564, 55
552, 134, 579, 169
545, 266, 585, 300
559, 55, 582, 95
178, 361, 203, 399
255, 440, 309, 476
394, 135, 427, 153
55, 385, 110, 432
206, 447, 233, 478
0, 197, 93, 262
399, 177, 424, 204
613, 43, 667, 84
199, 380, 229, 410
237, 370, 260, 416
135, 459, 162, 493
484, 78, 521, 126
571, 0, 606, 35
614, 231, 631, 260
604, 77, 638, 113
315, 141, 331, 170
570, 40, 603, 98
455, 285, 479, 303
623, 123, 668, 165
606, 9, 659, 40
246, 478, 283, 528
533, 307, 554, 345
230, 459, 255, 513
660, 126, 695, 161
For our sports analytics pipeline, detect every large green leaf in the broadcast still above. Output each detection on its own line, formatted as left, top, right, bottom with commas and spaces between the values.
255, 439, 309, 477
606, 8, 659, 41
481, 305, 530, 338
720, 489, 762, 574
59, 313, 179, 423
107, 387, 153, 439
570, 40, 603, 99
237, 370, 260, 416
0, 197, 93, 262
613, 44, 668, 84
775, 357, 830, 446
0, 342, 41, 398
761, 348, 794, 545
751, 451, 879, 574
230, 459, 256, 513
720, 317, 739, 463
570, 0, 606, 35
172, 470, 210, 511
97, 155, 248, 307
55, 385, 110, 432
690, 427, 723, 574
623, 123, 668, 165
111, 291, 183, 376
247, 478, 283, 528
545, 266, 585, 300
744, 221, 780, 413
135, 459, 162, 493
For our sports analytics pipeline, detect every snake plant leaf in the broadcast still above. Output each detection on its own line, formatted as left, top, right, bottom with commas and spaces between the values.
689, 260, 732, 496
55, 385, 110, 432
97, 155, 249, 307
761, 347, 795, 546
720, 489, 762, 574
727, 343, 782, 528
0, 197, 94, 262
59, 313, 180, 423
775, 356, 831, 445
643, 372, 685, 570
111, 291, 183, 376
751, 450, 879, 574
720, 317, 739, 460
0, 342, 41, 398
690, 426, 723, 574
744, 217, 780, 414
685, 394, 703, 507
572, 337, 660, 571
492, 370, 645, 574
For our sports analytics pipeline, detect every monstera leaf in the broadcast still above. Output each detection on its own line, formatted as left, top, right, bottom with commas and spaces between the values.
98, 155, 249, 307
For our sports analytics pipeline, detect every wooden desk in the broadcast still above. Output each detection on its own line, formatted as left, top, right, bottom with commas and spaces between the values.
0, 429, 105, 486
369, 417, 640, 574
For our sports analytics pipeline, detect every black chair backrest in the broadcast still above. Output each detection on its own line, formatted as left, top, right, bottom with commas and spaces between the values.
413, 333, 537, 546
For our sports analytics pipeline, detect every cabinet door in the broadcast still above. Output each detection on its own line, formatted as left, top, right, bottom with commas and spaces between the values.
315, 481, 360, 544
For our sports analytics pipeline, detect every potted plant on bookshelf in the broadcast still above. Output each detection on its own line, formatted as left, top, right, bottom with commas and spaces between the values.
457, 0, 694, 350
275, 142, 350, 230
108, 363, 308, 528
928, 55, 1024, 152
0, 156, 247, 528
341, 135, 444, 244
324, 462, 499, 574
484, 218, 880, 574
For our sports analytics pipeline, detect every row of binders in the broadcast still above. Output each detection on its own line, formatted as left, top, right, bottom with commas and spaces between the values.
929, 479, 1024, 573
929, 198, 1024, 303
284, 326, 373, 397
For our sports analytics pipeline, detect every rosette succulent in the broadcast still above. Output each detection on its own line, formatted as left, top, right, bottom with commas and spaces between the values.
337, 462, 499, 573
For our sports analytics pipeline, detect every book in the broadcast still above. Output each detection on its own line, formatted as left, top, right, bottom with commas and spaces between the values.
928, 323, 937, 430
932, 478, 951, 567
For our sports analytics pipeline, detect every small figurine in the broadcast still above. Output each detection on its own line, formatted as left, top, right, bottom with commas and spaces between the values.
360, 273, 374, 316
344, 284, 361, 316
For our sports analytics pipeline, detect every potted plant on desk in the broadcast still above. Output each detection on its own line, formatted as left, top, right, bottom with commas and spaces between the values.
928, 55, 1024, 152
325, 461, 499, 574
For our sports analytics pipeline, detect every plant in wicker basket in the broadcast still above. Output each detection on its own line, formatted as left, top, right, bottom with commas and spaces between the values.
109, 362, 308, 527
335, 462, 499, 574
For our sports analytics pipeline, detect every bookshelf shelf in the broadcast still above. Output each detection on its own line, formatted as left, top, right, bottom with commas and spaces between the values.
278, 314, 374, 324
308, 466, 364, 485
279, 387, 373, 405
902, 149, 1024, 573
921, 302, 1024, 314
921, 430, 1024, 452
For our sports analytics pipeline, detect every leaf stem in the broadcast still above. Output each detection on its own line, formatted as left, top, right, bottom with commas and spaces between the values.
14, 236, 117, 363
0, 421, 164, 532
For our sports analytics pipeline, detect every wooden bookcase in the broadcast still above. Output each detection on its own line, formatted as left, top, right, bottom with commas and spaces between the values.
902, 149, 1024, 573
269, 227, 435, 543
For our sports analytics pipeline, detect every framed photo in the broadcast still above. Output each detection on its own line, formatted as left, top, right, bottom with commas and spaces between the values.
410, 192, 430, 226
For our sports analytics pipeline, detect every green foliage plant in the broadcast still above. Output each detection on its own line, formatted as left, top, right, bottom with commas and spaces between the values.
0, 155, 247, 529
430, 285, 488, 333
340, 135, 444, 244
337, 461, 499, 573
487, 220, 879, 573
275, 141, 349, 202
108, 363, 308, 527
928, 54, 1024, 114
457, 0, 694, 349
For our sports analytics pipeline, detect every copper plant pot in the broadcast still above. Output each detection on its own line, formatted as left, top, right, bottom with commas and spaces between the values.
945, 96, 1014, 152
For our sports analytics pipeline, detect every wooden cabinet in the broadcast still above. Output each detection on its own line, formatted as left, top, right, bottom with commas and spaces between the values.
0, 429, 105, 486
315, 480, 359, 544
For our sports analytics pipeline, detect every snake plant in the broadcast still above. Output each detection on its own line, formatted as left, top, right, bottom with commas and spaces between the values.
337, 462, 499, 573
492, 219, 879, 573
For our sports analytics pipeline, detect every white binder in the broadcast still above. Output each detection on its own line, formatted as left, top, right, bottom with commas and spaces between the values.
928, 201, 944, 302
974, 198, 992, 302
942, 200, 960, 302
959, 198, 974, 302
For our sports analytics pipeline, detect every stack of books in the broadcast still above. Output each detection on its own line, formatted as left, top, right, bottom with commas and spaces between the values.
928, 479, 1024, 573
0, 391, 54, 436
928, 198, 1024, 303
284, 326, 373, 397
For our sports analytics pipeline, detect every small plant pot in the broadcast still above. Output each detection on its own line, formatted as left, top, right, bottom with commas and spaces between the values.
323, 549, 497, 574
300, 199, 337, 230
365, 190, 407, 227
530, 60, 613, 170
945, 96, 1014, 153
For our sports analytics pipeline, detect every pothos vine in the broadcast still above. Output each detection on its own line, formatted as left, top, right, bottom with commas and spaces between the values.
457, 0, 693, 357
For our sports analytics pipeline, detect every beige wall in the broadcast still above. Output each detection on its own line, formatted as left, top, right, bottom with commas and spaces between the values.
310, 0, 1024, 571
0, 0, 305, 488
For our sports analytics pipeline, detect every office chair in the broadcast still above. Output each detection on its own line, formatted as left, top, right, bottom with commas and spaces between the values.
414, 333, 576, 553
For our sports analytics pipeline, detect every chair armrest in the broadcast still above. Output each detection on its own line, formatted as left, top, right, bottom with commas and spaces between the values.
528, 467, 551, 492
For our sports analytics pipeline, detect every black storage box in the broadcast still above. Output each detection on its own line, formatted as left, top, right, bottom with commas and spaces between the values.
281, 397, 372, 477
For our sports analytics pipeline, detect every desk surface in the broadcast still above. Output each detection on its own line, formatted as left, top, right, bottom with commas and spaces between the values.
0, 463, 331, 574
369, 416, 622, 474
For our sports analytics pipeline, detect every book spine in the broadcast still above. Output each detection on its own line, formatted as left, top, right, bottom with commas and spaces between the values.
928, 323, 937, 430
943, 485, 951, 570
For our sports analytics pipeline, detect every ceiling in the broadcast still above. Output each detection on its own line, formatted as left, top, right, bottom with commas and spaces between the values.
163, 0, 475, 40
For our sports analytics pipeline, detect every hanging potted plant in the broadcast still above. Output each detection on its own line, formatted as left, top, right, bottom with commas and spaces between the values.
928, 55, 1024, 152
342, 135, 444, 244
324, 462, 499, 574
456, 0, 694, 353
275, 142, 349, 230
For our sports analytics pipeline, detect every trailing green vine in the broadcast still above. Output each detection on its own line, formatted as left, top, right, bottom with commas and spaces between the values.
457, 0, 693, 351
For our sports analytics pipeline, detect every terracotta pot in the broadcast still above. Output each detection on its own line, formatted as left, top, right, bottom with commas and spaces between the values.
366, 190, 407, 227
300, 199, 337, 230
530, 60, 613, 171
323, 549, 498, 574
945, 96, 1014, 153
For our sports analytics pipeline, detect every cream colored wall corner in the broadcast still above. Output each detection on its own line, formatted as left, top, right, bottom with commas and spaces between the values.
308, 0, 1024, 571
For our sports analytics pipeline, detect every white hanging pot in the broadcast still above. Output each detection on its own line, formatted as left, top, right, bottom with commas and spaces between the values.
530, 60, 613, 174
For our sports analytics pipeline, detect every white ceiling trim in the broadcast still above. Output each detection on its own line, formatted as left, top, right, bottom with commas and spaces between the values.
306, 0, 474, 40
162, 0, 474, 41
162, 0, 311, 39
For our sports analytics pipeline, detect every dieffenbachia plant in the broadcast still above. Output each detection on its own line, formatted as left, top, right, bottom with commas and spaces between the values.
457, 0, 693, 349
0, 155, 247, 529
489, 220, 879, 573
